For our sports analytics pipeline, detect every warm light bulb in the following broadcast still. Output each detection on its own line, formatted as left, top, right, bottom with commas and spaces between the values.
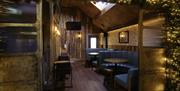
120, 32, 125, 38
54, 26, 58, 31
56, 31, 60, 35
77, 33, 82, 38
54, 26, 60, 35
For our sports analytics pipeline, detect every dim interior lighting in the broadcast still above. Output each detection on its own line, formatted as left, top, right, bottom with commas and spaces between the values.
77, 32, 82, 38
160, 67, 165, 72
54, 26, 58, 31
156, 83, 165, 91
120, 32, 125, 38
54, 26, 60, 35
164, 57, 167, 61
56, 30, 60, 35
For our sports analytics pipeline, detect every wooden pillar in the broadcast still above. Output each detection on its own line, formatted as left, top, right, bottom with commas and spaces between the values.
104, 32, 108, 49
36, 0, 43, 90
138, 9, 144, 91
49, 0, 54, 84
42, 0, 51, 89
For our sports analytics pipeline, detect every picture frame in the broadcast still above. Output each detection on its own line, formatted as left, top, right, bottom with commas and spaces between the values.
119, 31, 129, 43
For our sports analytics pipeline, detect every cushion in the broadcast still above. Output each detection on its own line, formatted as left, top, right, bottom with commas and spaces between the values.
128, 68, 138, 76
115, 74, 128, 88
127, 52, 138, 67
92, 61, 97, 64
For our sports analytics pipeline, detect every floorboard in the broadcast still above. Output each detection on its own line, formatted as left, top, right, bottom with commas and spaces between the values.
63, 61, 108, 91
54, 60, 126, 91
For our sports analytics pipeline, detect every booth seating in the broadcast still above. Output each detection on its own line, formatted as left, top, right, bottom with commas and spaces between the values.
115, 68, 138, 91
97, 51, 138, 91
98, 51, 138, 72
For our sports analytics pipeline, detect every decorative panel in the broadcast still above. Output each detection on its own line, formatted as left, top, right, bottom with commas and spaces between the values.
0, 55, 38, 91
140, 48, 165, 91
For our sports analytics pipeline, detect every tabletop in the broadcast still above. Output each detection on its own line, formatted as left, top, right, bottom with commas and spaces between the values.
53, 61, 71, 64
104, 58, 128, 63
88, 52, 99, 56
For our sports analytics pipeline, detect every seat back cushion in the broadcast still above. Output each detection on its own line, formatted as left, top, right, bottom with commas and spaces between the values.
115, 74, 128, 88
128, 52, 138, 67
128, 68, 139, 91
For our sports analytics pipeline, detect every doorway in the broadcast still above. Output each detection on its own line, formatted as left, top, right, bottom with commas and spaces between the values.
88, 35, 99, 48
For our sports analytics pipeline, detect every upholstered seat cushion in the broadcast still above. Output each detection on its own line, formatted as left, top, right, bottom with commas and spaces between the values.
115, 74, 128, 88
92, 61, 97, 64
101, 63, 136, 70
100, 63, 129, 74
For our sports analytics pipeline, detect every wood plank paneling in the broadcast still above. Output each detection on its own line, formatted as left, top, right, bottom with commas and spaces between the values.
53, 6, 101, 59
140, 48, 165, 91
0, 55, 38, 91
108, 45, 138, 52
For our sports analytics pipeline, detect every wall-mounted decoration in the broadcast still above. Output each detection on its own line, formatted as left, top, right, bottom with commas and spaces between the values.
119, 31, 129, 43
66, 21, 81, 30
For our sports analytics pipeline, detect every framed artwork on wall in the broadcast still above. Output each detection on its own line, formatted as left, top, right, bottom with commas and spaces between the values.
119, 31, 129, 43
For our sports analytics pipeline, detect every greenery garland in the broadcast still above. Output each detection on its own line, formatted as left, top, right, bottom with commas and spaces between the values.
143, 0, 180, 90
89, 0, 180, 90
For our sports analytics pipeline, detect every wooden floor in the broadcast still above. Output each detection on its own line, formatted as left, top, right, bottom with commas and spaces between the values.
61, 60, 108, 91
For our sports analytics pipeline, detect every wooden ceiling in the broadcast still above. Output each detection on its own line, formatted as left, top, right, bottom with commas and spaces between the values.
60, 0, 140, 31
0, 0, 159, 31
93, 4, 139, 30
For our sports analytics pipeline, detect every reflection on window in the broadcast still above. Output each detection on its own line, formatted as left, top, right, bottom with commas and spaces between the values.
90, 37, 97, 48
0, 27, 37, 53
0, 3, 36, 23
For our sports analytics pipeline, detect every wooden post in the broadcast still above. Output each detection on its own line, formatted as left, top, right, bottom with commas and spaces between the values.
104, 32, 108, 49
36, 0, 43, 90
138, 9, 144, 91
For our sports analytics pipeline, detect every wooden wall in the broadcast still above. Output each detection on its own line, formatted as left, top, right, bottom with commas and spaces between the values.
106, 17, 164, 52
52, 5, 101, 59
0, 55, 38, 91
140, 48, 165, 91
0, 1, 43, 91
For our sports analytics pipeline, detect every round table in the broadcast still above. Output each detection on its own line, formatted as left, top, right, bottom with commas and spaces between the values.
104, 58, 127, 63
104, 58, 128, 75
88, 52, 99, 56
88, 52, 99, 69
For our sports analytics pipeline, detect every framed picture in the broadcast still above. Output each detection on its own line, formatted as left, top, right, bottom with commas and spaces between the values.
119, 31, 129, 43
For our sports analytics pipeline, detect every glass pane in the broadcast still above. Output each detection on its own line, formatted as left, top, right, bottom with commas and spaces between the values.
0, 3, 36, 23
90, 37, 97, 48
0, 27, 37, 53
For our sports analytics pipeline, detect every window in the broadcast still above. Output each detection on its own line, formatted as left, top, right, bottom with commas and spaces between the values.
90, 37, 97, 48
0, 2, 37, 54
91, 1, 115, 11
0, 27, 37, 53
